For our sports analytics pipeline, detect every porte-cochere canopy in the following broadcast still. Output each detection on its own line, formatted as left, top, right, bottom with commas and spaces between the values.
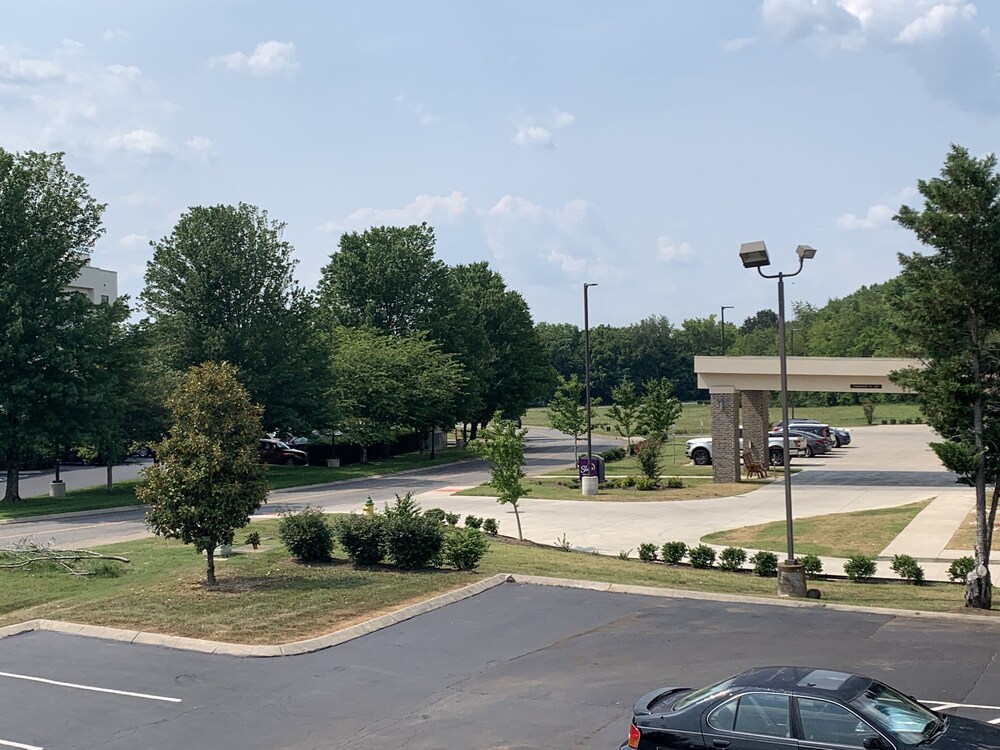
692, 356, 922, 483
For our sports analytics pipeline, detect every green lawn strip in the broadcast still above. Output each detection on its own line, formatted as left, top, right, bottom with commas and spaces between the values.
0, 481, 144, 522
701, 500, 932, 558
945, 507, 996, 552
0, 518, 983, 645
455, 476, 763, 502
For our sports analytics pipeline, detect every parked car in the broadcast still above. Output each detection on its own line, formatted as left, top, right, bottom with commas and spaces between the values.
775, 419, 851, 447
685, 433, 804, 467
258, 438, 308, 465
621, 665, 1000, 750
782, 428, 830, 458
772, 421, 835, 448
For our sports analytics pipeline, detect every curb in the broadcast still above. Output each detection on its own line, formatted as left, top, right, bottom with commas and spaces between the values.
0, 574, 510, 657
0, 505, 147, 526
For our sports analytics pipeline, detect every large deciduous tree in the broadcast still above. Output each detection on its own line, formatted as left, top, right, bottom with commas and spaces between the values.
141, 203, 327, 432
891, 145, 1000, 610
0, 149, 115, 503
138, 362, 268, 586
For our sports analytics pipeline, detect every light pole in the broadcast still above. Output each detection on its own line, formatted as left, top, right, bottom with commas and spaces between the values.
720, 305, 734, 355
582, 283, 599, 496
789, 327, 797, 419
739, 241, 817, 597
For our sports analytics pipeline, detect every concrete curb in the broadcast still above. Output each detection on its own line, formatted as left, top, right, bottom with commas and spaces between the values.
0, 505, 147, 526
0, 574, 510, 657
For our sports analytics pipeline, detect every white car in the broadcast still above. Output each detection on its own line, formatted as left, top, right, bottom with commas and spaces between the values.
685, 433, 805, 466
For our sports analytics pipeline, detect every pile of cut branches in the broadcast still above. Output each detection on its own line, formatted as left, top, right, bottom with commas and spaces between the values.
0, 537, 130, 576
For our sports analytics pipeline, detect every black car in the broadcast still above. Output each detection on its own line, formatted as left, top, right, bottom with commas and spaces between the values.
622, 665, 1000, 749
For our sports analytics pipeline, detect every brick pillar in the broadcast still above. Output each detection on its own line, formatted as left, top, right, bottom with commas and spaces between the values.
741, 390, 770, 466
710, 391, 740, 483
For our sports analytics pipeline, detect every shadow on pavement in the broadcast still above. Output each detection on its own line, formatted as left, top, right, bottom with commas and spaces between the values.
792, 470, 960, 487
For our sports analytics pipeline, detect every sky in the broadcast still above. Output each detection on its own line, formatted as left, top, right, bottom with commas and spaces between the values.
4, 1, 1000, 329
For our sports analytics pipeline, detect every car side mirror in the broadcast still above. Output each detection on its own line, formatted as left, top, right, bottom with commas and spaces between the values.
862, 737, 889, 750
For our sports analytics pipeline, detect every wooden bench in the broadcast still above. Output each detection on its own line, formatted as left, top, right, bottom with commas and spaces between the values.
742, 449, 769, 479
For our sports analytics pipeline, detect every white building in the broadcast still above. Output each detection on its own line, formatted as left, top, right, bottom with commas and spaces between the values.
67, 258, 118, 304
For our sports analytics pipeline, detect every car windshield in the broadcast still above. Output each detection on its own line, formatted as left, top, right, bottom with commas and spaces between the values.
849, 682, 939, 744
274, 441, 291, 449
673, 678, 735, 711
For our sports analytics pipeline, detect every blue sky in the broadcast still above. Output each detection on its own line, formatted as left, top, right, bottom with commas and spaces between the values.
4, 1, 1000, 327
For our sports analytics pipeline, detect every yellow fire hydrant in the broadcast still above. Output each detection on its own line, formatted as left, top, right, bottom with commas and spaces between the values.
364, 497, 375, 517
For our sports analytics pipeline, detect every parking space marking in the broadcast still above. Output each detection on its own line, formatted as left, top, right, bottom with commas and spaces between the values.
0, 738, 43, 750
0, 671, 181, 703
922, 699, 1000, 724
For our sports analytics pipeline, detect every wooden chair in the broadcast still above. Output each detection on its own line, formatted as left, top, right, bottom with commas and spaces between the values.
742, 449, 769, 479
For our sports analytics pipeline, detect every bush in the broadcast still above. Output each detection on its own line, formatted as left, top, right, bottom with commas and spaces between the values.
618, 549, 632, 560
844, 554, 877, 582
661, 541, 688, 565
891, 554, 925, 585
278, 507, 335, 563
444, 527, 489, 570
800, 554, 823, 576
948, 556, 975, 583
444, 512, 460, 526
638, 542, 659, 562
554, 533, 572, 551
464, 514, 483, 530
688, 544, 716, 569
665, 476, 684, 489
91, 560, 125, 577
424, 508, 446, 524
635, 476, 657, 491
719, 547, 747, 572
482, 518, 499, 536
334, 513, 385, 565
636, 439, 662, 481
383, 494, 445, 569
244, 530, 262, 550
622, 475, 637, 487
601, 447, 627, 462
749, 550, 779, 577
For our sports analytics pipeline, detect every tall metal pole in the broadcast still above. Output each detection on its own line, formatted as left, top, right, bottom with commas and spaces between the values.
789, 328, 796, 419
775, 272, 794, 563
584, 283, 597, 474
720, 305, 734, 355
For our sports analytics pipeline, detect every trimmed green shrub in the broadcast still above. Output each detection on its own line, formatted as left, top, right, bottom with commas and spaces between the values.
601, 447, 627, 462
749, 550, 779, 577
719, 546, 747, 572
891, 554, 925, 585
444, 527, 489, 570
464, 514, 483, 529
636, 439, 662, 481
278, 507, 335, 562
482, 518, 499, 536
635, 476, 657, 491
665, 476, 684, 489
661, 541, 688, 564
800, 554, 823, 576
948, 556, 975, 583
383, 494, 445, 569
638, 542, 659, 562
424, 508, 447, 524
444, 512, 460, 526
689, 544, 716, 569
334, 513, 385, 566
622, 475, 637, 487
844, 554, 877, 582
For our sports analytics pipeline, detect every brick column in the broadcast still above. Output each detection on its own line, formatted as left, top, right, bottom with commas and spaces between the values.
741, 390, 770, 466
710, 390, 740, 483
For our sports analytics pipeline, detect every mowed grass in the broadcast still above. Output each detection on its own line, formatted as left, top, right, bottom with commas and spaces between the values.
0, 515, 987, 646
702, 500, 933, 557
1, 447, 474, 522
456, 476, 766, 502
946, 507, 997, 552
521, 402, 926, 435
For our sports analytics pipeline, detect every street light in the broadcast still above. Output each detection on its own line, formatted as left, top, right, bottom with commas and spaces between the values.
740, 241, 817, 597
720, 305, 734, 355
583, 283, 598, 496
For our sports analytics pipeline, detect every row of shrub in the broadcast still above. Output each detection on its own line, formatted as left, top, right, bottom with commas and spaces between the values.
601, 475, 684, 491
879, 417, 923, 425
847, 553, 972, 585
276, 496, 498, 571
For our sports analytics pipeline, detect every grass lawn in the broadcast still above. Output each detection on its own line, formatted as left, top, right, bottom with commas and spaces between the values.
2, 447, 474, 522
0, 516, 986, 645
456, 476, 766, 502
523, 402, 927, 435
702, 500, 933, 557
945, 507, 997, 552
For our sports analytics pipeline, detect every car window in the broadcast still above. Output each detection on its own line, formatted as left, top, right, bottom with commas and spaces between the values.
798, 697, 878, 748
674, 678, 735, 711
707, 697, 738, 731
850, 682, 938, 744
708, 693, 790, 738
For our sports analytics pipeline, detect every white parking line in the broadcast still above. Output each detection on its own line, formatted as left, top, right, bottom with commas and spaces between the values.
0, 739, 43, 750
0, 671, 181, 703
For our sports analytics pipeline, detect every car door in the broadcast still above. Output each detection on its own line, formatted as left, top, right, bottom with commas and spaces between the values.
795, 696, 890, 750
702, 692, 798, 750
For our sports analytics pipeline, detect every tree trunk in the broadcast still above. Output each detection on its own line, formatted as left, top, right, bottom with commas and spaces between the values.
106, 460, 113, 491
470, 422, 479, 440
512, 503, 523, 541
205, 546, 217, 586
360, 445, 368, 464
3, 442, 21, 503
966, 566, 992, 609
968, 349, 992, 609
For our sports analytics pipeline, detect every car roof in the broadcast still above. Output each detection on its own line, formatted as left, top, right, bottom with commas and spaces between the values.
732, 666, 872, 701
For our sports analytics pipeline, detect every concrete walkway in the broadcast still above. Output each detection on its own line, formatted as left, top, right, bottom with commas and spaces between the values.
411, 424, 977, 582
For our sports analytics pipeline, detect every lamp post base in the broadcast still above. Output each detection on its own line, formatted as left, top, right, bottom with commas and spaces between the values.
777, 560, 807, 597
49, 480, 66, 498
581, 476, 599, 496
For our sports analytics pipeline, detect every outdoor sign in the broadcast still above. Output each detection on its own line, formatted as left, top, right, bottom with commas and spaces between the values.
850, 384, 883, 389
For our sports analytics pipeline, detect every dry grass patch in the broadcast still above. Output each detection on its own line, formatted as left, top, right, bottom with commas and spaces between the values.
946, 507, 999, 552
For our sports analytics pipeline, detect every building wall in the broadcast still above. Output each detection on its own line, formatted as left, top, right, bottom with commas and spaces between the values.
67, 263, 118, 304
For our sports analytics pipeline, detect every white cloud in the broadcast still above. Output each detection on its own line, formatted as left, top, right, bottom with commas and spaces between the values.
513, 125, 554, 147
836, 203, 894, 230
118, 233, 148, 249
483, 195, 543, 219
721, 36, 758, 52
107, 128, 168, 154
185, 135, 212, 157
212, 41, 298, 75
656, 236, 695, 262
319, 191, 468, 231
895, 3, 968, 44
0, 56, 62, 81
551, 109, 575, 129
394, 95, 441, 125
102, 29, 129, 42
106, 64, 142, 81
546, 247, 587, 273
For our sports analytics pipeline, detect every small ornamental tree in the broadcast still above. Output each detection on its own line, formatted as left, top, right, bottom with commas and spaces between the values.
138, 361, 268, 585
547, 375, 587, 464
638, 377, 683, 441
608, 378, 641, 453
470, 411, 528, 540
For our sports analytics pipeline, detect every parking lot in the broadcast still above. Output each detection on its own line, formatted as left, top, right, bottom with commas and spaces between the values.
3, 582, 1000, 749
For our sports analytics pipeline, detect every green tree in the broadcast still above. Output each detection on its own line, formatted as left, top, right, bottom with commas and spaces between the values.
891, 145, 1000, 610
0, 149, 113, 503
608, 378, 641, 452
639, 378, 683, 440
138, 362, 268, 585
469, 411, 528, 540
535, 322, 583, 381
330, 327, 465, 461
547, 375, 588, 463
141, 203, 327, 432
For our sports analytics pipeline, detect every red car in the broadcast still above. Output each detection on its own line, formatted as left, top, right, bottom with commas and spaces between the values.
258, 438, 308, 465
